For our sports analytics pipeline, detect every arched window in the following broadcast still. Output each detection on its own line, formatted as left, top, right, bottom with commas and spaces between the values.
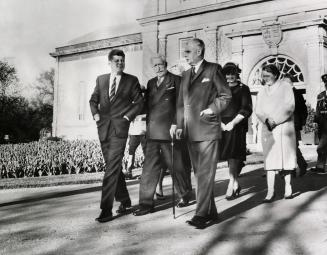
248, 56, 304, 90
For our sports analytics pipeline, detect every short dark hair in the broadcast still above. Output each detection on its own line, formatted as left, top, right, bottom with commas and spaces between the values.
222, 62, 241, 75
262, 64, 280, 79
108, 49, 125, 61
321, 74, 327, 82
190, 38, 205, 58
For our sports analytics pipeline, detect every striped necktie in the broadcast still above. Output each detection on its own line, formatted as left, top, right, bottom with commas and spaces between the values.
191, 66, 195, 80
109, 77, 116, 102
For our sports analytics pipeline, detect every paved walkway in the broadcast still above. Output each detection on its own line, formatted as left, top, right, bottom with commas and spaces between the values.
0, 146, 326, 255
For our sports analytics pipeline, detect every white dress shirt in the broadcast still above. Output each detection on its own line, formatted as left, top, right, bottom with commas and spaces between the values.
109, 73, 121, 96
192, 59, 204, 74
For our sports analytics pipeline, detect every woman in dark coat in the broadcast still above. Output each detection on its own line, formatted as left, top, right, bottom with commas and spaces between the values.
220, 62, 253, 200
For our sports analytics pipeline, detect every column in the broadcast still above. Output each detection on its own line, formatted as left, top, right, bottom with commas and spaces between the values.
305, 25, 326, 106
231, 36, 244, 80
140, 21, 159, 85
203, 26, 218, 63
158, 34, 167, 57
52, 56, 59, 137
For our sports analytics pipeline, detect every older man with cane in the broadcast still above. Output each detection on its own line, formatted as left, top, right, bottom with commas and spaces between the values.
133, 54, 192, 216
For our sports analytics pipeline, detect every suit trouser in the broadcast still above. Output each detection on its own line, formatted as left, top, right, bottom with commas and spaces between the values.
188, 140, 219, 217
100, 126, 130, 212
296, 131, 307, 170
139, 139, 192, 207
316, 133, 327, 170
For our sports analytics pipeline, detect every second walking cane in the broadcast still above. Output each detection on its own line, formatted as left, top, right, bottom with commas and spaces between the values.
171, 135, 176, 219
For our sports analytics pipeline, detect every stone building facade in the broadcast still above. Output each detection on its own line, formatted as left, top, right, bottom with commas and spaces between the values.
51, 0, 327, 140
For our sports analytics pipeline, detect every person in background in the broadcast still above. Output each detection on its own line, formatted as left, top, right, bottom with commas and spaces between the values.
310, 74, 327, 175
219, 62, 252, 200
283, 73, 308, 177
255, 64, 296, 202
125, 113, 146, 179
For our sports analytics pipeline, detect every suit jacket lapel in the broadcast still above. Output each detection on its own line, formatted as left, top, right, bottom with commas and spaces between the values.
103, 73, 110, 103
151, 73, 172, 106
191, 60, 206, 84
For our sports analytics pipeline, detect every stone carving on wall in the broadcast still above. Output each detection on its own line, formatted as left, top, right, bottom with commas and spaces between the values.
261, 24, 283, 48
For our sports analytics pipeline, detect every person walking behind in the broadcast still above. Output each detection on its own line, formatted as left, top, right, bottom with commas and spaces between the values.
310, 74, 327, 175
219, 62, 252, 200
125, 114, 146, 179
283, 73, 308, 177
255, 64, 297, 202
89, 49, 144, 223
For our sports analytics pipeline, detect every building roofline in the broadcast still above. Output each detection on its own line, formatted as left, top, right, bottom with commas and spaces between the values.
50, 32, 142, 58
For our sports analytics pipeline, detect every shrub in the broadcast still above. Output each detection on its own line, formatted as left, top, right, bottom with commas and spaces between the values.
303, 104, 317, 133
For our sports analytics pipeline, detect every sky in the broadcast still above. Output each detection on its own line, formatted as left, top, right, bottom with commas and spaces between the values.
0, 0, 145, 96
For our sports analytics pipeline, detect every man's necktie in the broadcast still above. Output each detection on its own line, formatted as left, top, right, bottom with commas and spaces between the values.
109, 77, 116, 102
191, 66, 195, 80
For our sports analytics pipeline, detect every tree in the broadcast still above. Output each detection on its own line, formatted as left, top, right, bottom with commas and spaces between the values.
0, 60, 19, 96
32, 68, 54, 106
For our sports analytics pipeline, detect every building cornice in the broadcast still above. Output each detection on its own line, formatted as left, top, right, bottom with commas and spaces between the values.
138, 0, 271, 25
50, 33, 142, 58
226, 17, 327, 38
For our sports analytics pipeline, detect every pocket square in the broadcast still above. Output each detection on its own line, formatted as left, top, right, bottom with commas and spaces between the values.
202, 78, 210, 83
166, 87, 175, 90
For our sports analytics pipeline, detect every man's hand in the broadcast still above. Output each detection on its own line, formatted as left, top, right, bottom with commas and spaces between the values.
176, 129, 183, 140
225, 122, 235, 131
266, 118, 277, 131
94, 114, 100, 122
200, 108, 213, 116
221, 123, 226, 131
170, 125, 177, 139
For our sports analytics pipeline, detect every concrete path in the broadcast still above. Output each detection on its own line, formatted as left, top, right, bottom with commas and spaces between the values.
0, 146, 326, 255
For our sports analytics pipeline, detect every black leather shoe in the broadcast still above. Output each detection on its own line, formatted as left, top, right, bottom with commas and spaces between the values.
205, 213, 219, 222
310, 167, 326, 174
95, 210, 113, 223
116, 201, 132, 214
155, 192, 166, 200
299, 164, 307, 177
186, 216, 207, 229
176, 198, 189, 208
133, 206, 154, 216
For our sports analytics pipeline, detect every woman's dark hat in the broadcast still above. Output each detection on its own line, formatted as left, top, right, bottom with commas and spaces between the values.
222, 62, 241, 75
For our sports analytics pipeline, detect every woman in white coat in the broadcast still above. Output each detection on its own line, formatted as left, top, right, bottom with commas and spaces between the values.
255, 64, 296, 202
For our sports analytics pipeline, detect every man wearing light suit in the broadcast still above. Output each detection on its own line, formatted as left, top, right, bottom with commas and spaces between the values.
176, 38, 231, 228
133, 55, 192, 216
90, 49, 144, 223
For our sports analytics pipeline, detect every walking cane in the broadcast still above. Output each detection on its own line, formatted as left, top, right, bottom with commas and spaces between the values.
171, 134, 176, 219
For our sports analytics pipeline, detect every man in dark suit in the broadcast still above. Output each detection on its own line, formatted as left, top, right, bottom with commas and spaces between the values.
176, 38, 231, 228
310, 74, 327, 175
89, 49, 144, 222
283, 74, 308, 176
133, 54, 192, 216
